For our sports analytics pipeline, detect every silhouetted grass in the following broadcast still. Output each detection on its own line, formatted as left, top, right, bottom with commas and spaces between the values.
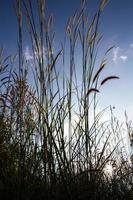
0, 0, 133, 199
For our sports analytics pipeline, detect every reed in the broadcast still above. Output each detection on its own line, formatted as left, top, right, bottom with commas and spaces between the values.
0, 0, 133, 199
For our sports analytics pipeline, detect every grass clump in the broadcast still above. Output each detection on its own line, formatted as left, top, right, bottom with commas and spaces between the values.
0, 0, 133, 199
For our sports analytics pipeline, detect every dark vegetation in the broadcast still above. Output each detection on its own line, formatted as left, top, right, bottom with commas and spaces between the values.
0, 0, 133, 199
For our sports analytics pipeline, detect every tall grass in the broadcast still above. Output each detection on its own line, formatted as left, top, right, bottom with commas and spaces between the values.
0, 0, 133, 199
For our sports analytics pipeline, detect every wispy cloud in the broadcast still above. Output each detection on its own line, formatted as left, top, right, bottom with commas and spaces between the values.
24, 46, 47, 62
24, 46, 33, 60
112, 46, 128, 63
119, 55, 128, 62
129, 43, 133, 48
113, 47, 119, 63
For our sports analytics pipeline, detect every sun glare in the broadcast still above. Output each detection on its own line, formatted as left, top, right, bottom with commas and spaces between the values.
105, 164, 113, 176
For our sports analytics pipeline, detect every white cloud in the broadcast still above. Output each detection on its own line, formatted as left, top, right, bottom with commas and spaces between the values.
24, 46, 33, 60
130, 43, 133, 48
24, 46, 47, 61
113, 47, 119, 63
63, 107, 111, 140
112, 47, 128, 63
119, 55, 128, 62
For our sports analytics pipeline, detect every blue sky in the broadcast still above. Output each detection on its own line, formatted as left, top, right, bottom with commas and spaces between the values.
1, 0, 133, 121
